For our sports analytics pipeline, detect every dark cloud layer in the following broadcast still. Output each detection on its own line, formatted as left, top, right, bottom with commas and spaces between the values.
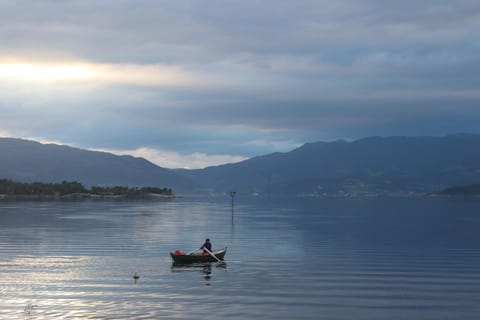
0, 0, 479, 167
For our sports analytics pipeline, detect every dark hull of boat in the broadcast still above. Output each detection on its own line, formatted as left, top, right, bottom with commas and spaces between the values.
170, 248, 227, 264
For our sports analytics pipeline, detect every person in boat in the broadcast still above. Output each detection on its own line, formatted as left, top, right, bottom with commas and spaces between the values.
200, 238, 212, 255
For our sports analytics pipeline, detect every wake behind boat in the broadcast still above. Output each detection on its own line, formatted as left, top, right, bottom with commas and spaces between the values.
170, 247, 227, 264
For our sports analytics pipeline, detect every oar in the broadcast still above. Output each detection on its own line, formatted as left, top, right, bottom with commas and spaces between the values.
187, 248, 200, 255
203, 247, 222, 262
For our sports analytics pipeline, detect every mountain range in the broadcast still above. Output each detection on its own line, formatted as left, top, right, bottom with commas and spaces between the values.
0, 138, 194, 192
2, 134, 480, 196
179, 134, 480, 195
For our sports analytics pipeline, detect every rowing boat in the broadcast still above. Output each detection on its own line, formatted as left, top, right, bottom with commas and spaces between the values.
170, 247, 227, 264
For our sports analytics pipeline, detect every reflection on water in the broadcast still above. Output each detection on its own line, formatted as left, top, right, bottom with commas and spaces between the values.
1, 197, 480, 319
171, 262, 227, 284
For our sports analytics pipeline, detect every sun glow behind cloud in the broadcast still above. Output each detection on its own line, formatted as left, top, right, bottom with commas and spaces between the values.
0, 61, 206, 88
0, 63, 98, 80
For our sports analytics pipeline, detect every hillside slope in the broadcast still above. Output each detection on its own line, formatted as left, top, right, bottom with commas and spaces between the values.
180, 134, 480, 195
0, 138, 194, 192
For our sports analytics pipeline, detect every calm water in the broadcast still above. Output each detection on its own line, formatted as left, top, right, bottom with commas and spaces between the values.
1, 196, 480, 319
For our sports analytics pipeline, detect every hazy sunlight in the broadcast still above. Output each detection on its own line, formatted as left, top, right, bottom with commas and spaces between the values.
0, 62, 200, 87
0, 63, 98, 80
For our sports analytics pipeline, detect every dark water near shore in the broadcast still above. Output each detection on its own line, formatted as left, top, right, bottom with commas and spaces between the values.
1, 196, 480, 319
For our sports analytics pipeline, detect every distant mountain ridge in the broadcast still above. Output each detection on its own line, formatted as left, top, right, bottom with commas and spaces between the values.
0, 138, 193, 192
3, 134, 480, 196
179, 134, 480, 195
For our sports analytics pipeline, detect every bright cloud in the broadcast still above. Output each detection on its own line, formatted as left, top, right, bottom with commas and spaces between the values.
90, 147, 248, 169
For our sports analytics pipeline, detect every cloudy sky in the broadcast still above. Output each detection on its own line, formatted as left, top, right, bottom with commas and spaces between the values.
1, 0, 479, 168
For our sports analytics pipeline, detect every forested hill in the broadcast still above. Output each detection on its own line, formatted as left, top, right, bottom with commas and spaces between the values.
179, 134, 480, 195
0, 138, 194, 192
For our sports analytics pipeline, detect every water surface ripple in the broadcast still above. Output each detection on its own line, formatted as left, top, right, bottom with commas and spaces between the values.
1, 197, 480, 319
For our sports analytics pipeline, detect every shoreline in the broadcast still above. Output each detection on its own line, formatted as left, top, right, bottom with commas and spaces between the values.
0, 193, 176, 201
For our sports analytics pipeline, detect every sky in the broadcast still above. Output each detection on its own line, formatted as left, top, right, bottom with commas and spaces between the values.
1, 0, 479, 169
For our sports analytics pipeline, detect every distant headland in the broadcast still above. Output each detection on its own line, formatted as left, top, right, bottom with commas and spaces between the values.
0, 179, 174, 201
434, 184, 480, 197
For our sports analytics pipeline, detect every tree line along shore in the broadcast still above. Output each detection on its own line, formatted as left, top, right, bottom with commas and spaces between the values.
0, 179, 173, 200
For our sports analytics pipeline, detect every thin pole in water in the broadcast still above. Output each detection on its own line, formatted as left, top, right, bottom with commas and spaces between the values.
230, 191, 236, 222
